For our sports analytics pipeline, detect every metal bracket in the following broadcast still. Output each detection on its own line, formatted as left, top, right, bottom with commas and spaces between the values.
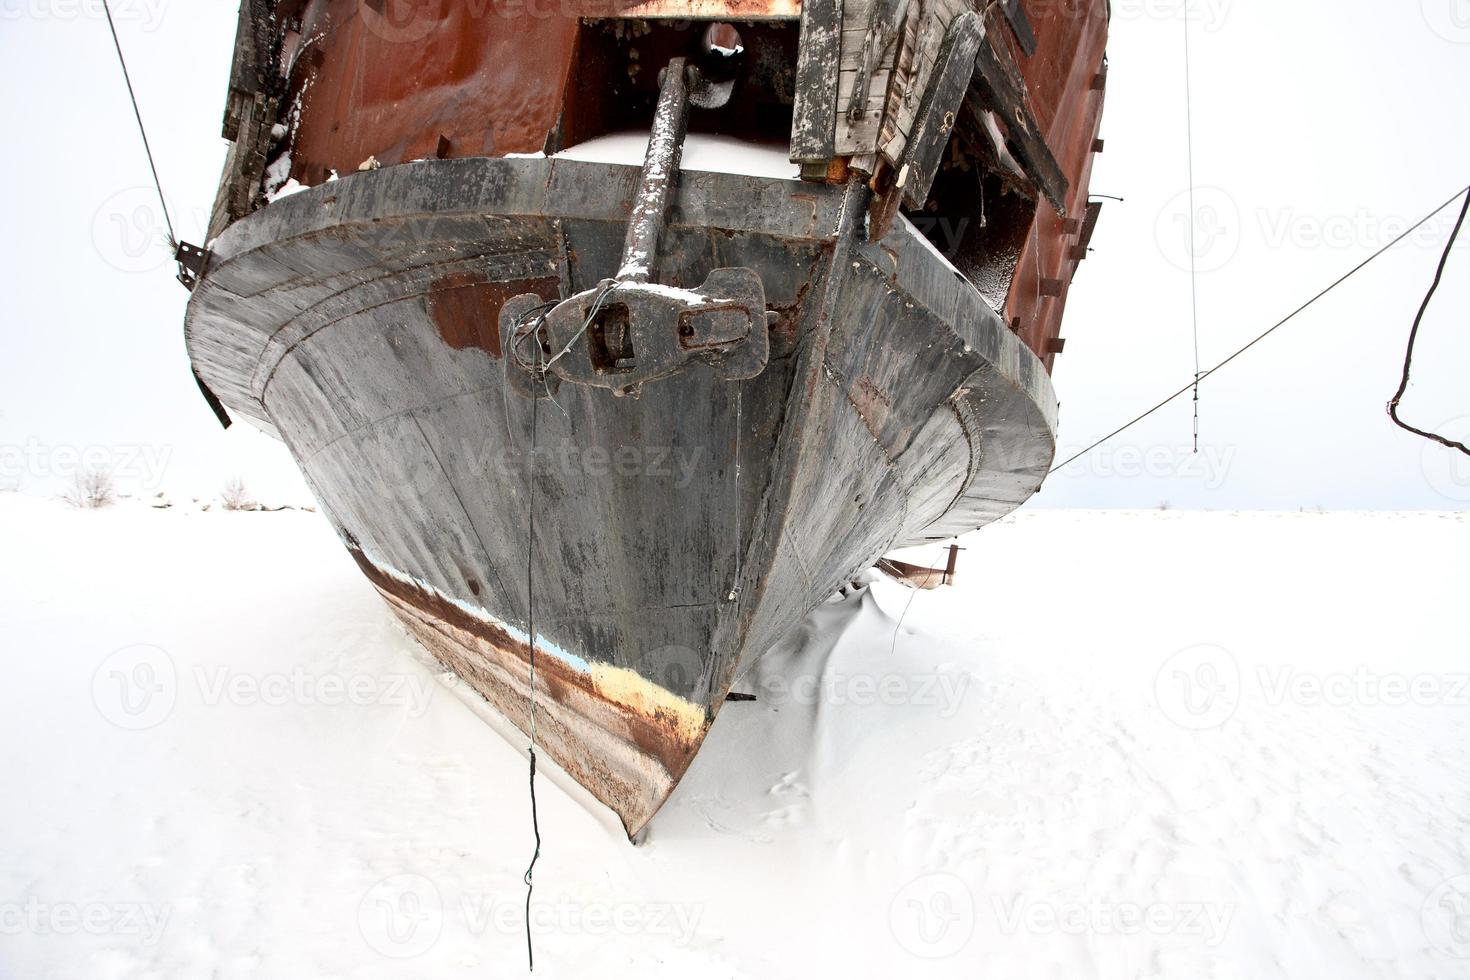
175, 241, 209, 291
550, 273, 769, 395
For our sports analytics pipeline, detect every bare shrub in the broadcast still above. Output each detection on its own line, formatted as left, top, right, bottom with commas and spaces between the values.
220, 477, 256, 512
66, 469, 115, 509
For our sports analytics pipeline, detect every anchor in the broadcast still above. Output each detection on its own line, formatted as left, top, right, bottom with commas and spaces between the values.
503, 57, 770, 397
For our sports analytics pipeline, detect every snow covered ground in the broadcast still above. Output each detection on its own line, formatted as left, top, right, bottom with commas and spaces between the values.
1, 495, 1468, 979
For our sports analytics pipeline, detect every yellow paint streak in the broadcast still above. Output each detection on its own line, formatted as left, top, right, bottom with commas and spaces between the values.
590, 663, 708, 746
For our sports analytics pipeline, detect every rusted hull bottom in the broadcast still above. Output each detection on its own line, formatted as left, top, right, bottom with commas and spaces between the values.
353, 548, 707, 838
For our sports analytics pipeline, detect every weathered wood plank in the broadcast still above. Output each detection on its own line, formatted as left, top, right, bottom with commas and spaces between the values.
876, 0, 923, 156
209, 0, 281, 240
899, 12, 984, 209
834, 68, 888, 152
790, 0, 843, 163
877, 3, 951, 160
834, 0, 908, 154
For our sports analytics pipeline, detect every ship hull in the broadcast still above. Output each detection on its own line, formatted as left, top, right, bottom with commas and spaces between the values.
185, 157, 1057, 836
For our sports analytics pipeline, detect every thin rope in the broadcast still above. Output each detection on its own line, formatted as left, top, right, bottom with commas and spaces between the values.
101, 0, 177, 248
888, 543, 950, 658
1051, 182, 1470, 474
1387, 189, 1470, 456
1182, 0, 1202, 453
889, 587, 921, 658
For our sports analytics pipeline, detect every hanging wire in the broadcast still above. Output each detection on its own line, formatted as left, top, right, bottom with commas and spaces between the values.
889, 586, 922, 659
1051, 182, 1470, 474
521, 329, 545, 973
888, 542, 953, 658
511, 278, 623, 971
100, 0, 178, 249
1387, 189, 1470, 457
1181, 0, 1203, 454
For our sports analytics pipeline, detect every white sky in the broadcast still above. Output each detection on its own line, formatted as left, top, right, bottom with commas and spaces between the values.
1, 0, 1467, 509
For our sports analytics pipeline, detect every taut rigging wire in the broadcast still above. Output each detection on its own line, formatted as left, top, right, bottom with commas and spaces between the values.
1051, 183, 1470, 474
100, 0, 178, 249
1182, 0, 1203, 453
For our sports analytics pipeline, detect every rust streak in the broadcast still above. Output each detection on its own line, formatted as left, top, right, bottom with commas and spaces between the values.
347, 546, 711, 837
427, 273, 560, 357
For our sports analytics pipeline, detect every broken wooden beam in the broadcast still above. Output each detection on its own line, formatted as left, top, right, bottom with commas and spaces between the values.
970, 35, 1070, 216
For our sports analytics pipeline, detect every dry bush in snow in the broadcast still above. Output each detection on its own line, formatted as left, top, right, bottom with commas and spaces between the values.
66, 469, 115, 509
221, 477, 256, 512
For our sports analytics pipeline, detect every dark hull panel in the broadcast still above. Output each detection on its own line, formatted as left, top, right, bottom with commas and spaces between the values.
185, 158, 1057, 835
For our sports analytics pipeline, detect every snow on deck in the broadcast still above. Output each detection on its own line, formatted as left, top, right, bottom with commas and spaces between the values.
554, 132, 801, 181
1, 495, 1468, 978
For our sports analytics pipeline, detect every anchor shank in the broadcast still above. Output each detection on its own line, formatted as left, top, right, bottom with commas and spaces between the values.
619, 57, 693, 283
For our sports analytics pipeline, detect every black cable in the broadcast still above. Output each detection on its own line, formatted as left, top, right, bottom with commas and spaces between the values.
1387, 190, 1470, 457
1051, 183, 1470, 474
101, 0, 177, 248
523, 348, 543, 973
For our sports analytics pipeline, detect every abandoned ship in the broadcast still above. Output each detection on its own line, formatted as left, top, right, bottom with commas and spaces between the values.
182, 0, 1110, 838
